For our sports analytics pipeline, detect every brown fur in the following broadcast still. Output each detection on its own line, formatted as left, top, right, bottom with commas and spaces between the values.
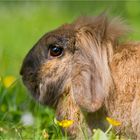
20, 14, 140, 139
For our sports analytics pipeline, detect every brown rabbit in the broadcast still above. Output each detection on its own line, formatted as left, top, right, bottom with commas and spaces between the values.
20, 14, 140, 139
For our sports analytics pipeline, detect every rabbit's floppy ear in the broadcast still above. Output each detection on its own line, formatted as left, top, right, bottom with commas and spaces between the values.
71, 14, 128, 112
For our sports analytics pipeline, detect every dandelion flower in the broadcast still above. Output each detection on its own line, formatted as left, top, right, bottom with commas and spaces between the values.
42, 129, 49, 139
106, 117, 121, 126
54, 118, 74, 128
3, 75, 16, 88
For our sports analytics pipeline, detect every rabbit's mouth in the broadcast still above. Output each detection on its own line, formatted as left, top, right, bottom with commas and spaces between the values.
38, 84, 60, 107
20, 59, 69, 108
21, 75, 58, 107
21, 73, 40, 101
36, 75, 66, 107
38, 82, 57, 106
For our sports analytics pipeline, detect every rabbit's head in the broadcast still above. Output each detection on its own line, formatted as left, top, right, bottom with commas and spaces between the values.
20, 14, 128, 112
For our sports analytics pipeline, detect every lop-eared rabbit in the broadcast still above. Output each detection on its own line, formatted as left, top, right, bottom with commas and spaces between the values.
20, 14, 140, 139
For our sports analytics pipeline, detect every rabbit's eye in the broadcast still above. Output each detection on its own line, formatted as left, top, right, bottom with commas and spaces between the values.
49, 45, 63, 57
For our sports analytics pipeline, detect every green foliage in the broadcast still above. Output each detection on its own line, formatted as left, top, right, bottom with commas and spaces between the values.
92, 129, 121, 140
0, 1, 139, 139
0, 80, 66, 139
92, 129, 108, 140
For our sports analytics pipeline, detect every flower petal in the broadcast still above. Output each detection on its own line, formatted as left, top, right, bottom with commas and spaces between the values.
3, 76, 16, 88
106, 117, 121, 126
56, 119, 74, 128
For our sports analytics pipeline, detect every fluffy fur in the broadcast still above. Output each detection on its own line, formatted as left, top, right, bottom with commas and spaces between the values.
20, 14, 140, 139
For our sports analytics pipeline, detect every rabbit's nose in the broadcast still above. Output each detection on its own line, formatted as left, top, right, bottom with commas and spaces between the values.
20, 62, 32, 77
20, 45, 46, 77
20, 54, 38, 77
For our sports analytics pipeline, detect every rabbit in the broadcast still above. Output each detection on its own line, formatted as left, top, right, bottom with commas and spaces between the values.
20, 14, 140, 139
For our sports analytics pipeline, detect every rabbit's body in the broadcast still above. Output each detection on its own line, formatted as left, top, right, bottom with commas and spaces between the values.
20, 15, 140, 139
56, 43, 140, 139
108, 43, 140, 139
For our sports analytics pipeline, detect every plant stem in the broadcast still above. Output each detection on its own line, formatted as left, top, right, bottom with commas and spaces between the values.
105, 125, 112, 134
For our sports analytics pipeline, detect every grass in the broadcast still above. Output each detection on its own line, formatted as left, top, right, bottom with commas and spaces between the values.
0, 1, 140, 139
0, 79, 124, 139
0, 78, 64, 140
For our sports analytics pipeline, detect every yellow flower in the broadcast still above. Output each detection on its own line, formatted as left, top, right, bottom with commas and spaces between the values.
3, 76, 16, 88
54, 118, 74, 128
106, 117, 121, 126
42, 129, 49, 139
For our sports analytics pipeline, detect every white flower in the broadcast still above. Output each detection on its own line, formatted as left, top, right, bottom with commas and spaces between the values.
21, 112, 34, 126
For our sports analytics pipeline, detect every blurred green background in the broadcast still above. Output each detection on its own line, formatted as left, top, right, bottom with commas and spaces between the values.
0, 1, 140, 76
0, 1, 140, 139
